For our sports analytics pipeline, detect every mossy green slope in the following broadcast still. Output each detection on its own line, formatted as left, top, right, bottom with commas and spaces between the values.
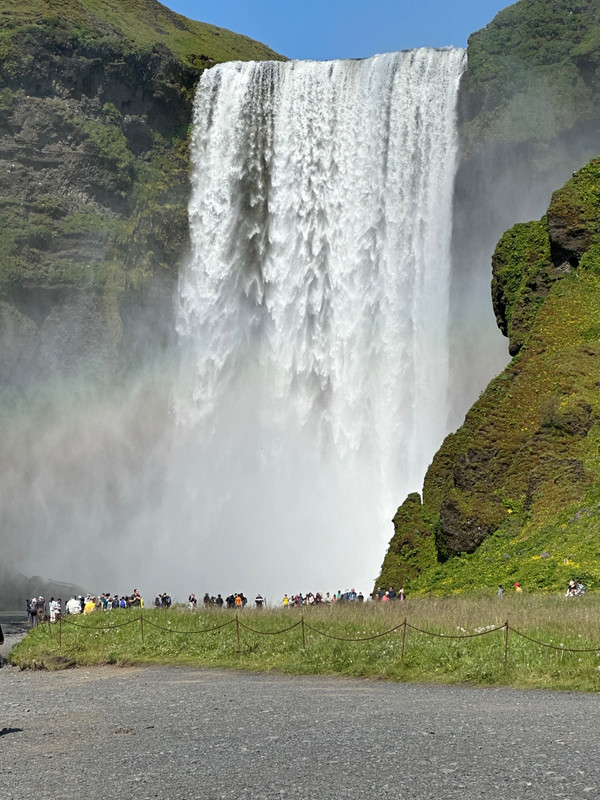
0, 0, 281, 67
451, 0, 600, 428
378, 158, 600, 595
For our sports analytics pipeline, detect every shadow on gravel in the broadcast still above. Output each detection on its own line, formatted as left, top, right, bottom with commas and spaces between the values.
0, 727, 23, 737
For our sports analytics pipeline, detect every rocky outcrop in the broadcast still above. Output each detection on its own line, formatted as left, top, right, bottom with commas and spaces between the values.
377, 0, 600, 594
378, 159, 600, 593
449, 0, 600, 414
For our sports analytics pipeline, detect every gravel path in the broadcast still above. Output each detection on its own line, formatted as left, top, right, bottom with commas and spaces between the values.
1, 661, 599, 800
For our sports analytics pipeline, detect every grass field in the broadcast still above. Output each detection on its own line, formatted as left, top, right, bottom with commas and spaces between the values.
9, 594, 600, 692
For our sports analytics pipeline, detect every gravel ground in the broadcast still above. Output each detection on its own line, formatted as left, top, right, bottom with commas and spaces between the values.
1, 657, 600, 800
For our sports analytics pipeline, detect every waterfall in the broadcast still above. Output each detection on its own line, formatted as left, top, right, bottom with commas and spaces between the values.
173, 49, 465, 597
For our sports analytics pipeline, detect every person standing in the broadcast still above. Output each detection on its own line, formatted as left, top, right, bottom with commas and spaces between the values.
28, 598, 37, 627
84, 596, 96, 615
497, 585, 504, 599
35, 596, 46, 625
66, 595, 80, 615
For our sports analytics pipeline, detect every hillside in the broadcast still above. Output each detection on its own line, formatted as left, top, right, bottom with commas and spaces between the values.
0, 0, 280, 66
460, 0, 600, 153
0, 0, 282, 395
378, 157, 600, 594
450, 0, 600, 413
383, 0, 600, 595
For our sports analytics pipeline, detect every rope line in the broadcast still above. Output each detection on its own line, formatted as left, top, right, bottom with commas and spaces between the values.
406, 623, 505, 640
52, 615, 600, 665
508, 625, 600, 653
237, 620, 302, 635
143, 617, 236, 635
303, 621, 406, 641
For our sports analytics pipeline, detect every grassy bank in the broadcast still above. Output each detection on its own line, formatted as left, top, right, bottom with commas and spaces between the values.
10, 594, 600, 692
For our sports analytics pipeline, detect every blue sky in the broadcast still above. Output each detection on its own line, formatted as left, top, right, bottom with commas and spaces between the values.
162, 0, 513, 61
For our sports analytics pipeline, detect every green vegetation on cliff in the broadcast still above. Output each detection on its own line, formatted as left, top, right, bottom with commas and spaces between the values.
461, 0, 600, 152
379, 158, 600, 595
0, 0, 283, 384
0, 0, 281, 68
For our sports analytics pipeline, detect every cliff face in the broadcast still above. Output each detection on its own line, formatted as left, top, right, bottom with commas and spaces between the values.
449, 0, 600, 415
379, 158, 600, 593
380, 0, 600, 594
0, 0, 282, 397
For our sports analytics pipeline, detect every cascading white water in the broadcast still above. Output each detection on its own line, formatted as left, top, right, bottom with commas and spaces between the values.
174, 49, 465, 598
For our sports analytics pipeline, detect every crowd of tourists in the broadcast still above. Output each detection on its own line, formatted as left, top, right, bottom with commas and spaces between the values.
27, 589, 146, 625
26, 586, 410, 622
186, 592, 248, 609
24, 580, 591, 623
283, 589, 360, 606
373, 587, 406, 602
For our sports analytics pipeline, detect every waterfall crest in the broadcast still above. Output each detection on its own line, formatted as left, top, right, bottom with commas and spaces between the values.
174, 49, 466, 595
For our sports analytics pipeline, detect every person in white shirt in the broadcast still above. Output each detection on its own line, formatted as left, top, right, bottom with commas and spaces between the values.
49, 597, 59, 623
66, 595, 81, 615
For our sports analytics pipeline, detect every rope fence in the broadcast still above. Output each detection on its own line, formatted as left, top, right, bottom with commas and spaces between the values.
46, 614, 600, 672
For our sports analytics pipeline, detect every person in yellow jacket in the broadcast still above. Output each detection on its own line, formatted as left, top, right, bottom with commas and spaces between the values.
84, 596, 96, 614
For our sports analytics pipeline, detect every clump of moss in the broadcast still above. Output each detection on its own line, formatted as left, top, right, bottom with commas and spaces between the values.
491, 218, 552, 354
